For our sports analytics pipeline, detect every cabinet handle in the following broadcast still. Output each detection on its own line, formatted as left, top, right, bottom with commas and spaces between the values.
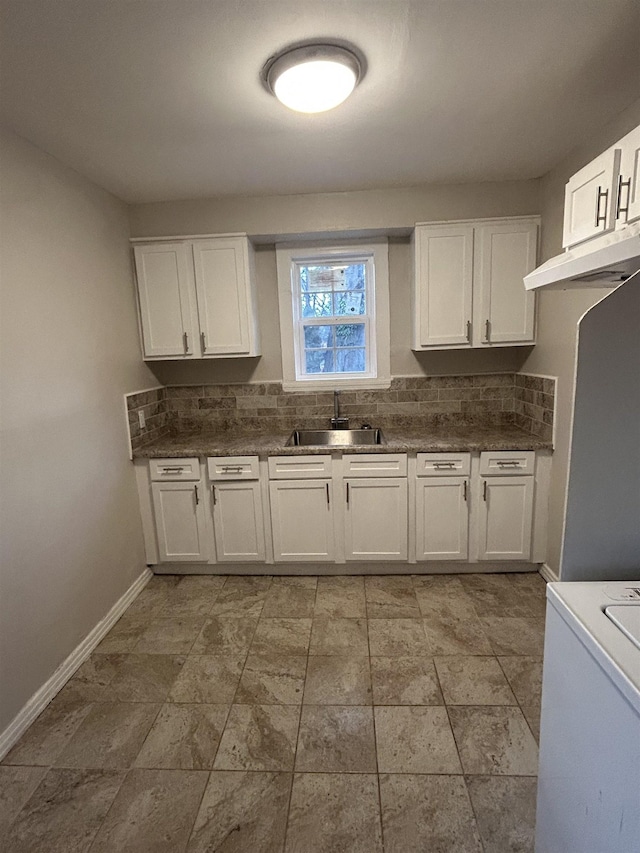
463, 480, 468, 502
497, 460, 520, 468
194, 485, 199, 505
616, 176, 631, 220
221, 465, 244, 473
211, 484, 217, 505
466, 320, 472, 343
484, 319, 491, 342
433, 461, 456, 469
595, 187, 609, 226
326, 482, 330, 506
183, 332, 189, 354
162, 466, 184, 473
346, 482, 350, 505
483, 480, 487, 501
200, 331, 206, 353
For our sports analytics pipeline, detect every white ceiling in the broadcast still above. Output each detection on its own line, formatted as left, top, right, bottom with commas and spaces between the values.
1, 0, 639, 203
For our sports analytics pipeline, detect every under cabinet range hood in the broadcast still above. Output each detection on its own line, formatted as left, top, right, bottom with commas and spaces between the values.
524, 221, 640, 291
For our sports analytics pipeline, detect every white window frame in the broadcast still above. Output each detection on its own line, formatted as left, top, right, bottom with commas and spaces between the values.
276, 239, 391, 391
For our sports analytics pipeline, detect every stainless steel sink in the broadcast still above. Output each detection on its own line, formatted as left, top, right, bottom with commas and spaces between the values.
286, 428, 385, 447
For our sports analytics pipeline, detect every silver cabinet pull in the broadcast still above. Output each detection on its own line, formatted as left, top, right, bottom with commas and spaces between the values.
346, 482, 350, 505
595, 186, 609, 226
466, 320, 472, 343
483, 480, 487, 501
200, 331, 206, 353
162, 466, 184, 473
326, 482, 330, 506
463, 480, 468, 502
221, 465, 244, 473
616, 176, 631, 220
485, 319, 491, 342
497, 460, 521, 468
433, 461, 456, 469
194, 485, 199, 505
183, 331, 189, 354
211, 484, 217, 505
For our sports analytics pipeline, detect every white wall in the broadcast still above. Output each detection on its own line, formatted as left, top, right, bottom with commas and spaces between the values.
0, 128, 156, 732
523, 97, 640, 576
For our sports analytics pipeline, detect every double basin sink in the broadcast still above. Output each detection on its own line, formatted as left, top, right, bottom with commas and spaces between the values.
286, 428, 385, 447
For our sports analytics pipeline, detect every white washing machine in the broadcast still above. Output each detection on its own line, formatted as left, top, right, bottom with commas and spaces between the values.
535, 581, 640, 853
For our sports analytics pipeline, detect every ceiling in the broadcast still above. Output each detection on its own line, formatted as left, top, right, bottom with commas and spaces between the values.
1, 0, 639, 204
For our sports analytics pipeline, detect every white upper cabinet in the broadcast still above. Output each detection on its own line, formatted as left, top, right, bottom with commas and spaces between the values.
562, 147, 621, 248
412, 218, 538, 350
616, 125, 640, 226
133, 235, 260, 360
475, 221, 537, 345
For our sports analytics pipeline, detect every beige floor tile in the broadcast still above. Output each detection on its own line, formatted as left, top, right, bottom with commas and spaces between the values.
498, 656, 543, 707
0, 766, 47, 835
214, 704, 300, 771
109, 654, 185, 703
156, 575, 227, 617
285, 773, 383, 853
521, 704, 541, 742
168, 655, 243, 704
4, 768, 124, 853
2, 695, 93, 767
380, 774, 483, 852
370, 656, 443, 705
134, 617, 206, 654
466, 775, 537, 853
250, 618, 312, 655
187, 771, 292, 853
481, 617, 545, 656
135, 703, 229, 769
89, 768, 208, 853
365, 576, 421, 618
434, 656, 517, 705
422, 603, 493, 655
210, 587, 269, 617
56, 654, 126, 702
368, 618, 430, 656
261, 584, 316, 618
315, 576, 366, 617
94, 616, 147, 654
304, 656, 372, 705
191, 615, 259, 656
295, 705, 377, 772
374, 706, 462, 774
55, 702, 160, 769
235, 653, 307, 704
460, 573, 534, 618
309, 617, 369, 656
449, 706, 539, 775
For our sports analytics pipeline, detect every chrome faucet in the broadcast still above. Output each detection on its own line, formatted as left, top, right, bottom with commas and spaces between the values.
330, 390, 350, 429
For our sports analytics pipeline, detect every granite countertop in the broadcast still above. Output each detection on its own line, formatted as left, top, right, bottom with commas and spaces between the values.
132, 424, 553, 459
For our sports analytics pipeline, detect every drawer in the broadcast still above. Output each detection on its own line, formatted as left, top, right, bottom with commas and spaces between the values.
416, 452, 470, 477
208, 455, 259, 481
268, 455, 332, 479
149, 457, 201, 481
342, 453, 407, 478
480, 450, 535, 476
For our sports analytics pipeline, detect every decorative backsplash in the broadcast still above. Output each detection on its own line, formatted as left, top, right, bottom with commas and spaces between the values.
126, 372, 555, 452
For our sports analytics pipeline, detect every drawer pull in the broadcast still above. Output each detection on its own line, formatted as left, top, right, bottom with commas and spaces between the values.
162, 466, 184, 473
497, 460, 521, 467
483, 480, 487, 501
326, 482, 331, 507
211, 484, 217, 505
194, 485, 199, 505
433, 461, 456, 469
463, 480, 468, 502
221, 465, 244, 473
346, 482, 350, 505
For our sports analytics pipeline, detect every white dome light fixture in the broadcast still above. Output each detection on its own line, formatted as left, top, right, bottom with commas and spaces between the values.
262, 43, 363, 114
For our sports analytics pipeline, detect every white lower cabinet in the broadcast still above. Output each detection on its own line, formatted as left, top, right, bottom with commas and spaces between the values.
416, 477, 469, 560
344, 478, 408, 561
269, 479, 335, 562
477, 475, 534, 561
151, 481, 209, 562
211, 480, 265, 562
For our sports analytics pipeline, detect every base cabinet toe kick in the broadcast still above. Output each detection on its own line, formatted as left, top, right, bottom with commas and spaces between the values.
135, 450, 551, 570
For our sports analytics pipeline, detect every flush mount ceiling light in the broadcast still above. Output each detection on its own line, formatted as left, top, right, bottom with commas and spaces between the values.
262, 43, 363, 113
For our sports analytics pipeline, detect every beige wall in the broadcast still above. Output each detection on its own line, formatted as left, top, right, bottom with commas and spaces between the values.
0, 128, 156, 732
523, 97, 640, 576
130, 180, 540, 385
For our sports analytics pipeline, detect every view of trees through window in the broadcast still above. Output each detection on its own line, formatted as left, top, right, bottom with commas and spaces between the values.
298, 261, 367, 374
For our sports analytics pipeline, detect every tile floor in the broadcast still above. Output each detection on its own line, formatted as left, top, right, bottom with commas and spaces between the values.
1, 572, 546, 852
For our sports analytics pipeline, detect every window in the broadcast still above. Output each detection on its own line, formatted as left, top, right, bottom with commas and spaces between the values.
276, 240, 390, 390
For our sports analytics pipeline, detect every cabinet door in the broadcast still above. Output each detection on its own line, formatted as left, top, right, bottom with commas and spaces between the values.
192, 237, 257, 356
344, 478, 408, 561
415, 477, 468, 561
269, 480, 335, 562
617, 126, 640, 225
562, 147, 621, 248
212, 481, 265, 562
477, 476, 534, 561
413, 225, 474, 348
475, 221, 537, 345
151, 481, 209, 562
134, 243, 197, 358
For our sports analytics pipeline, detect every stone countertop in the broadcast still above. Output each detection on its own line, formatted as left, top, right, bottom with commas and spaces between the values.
132, 424, 553, 459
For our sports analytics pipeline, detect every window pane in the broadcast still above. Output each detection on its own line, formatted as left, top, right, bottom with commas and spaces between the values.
334, 262, 365, 291
334, 291, 365, 316
335, 324, 365, 347
301, 265, 342, 292
303, 325, 334, 348
305, 350, 334, 373
336, 348, 366, 372
301, 292, 332, 318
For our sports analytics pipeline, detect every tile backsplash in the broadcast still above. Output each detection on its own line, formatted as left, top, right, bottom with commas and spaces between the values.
127, 372, 555, 452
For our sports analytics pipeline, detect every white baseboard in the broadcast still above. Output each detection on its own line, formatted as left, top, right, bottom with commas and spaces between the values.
539, 562, 560, 583
0, 567, 152, 760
